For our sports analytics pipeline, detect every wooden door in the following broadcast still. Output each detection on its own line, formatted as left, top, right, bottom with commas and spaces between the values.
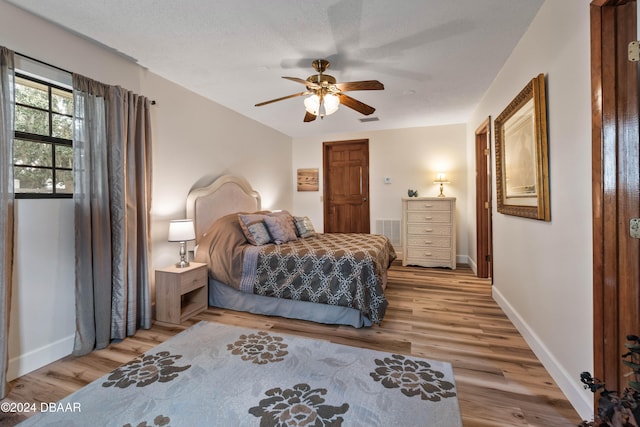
323, 139, 370, 233
591, 0, 640, 399
475, 117, 493, 279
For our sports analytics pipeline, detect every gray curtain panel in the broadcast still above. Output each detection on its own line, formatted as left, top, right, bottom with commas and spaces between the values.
72, 75, 152, 356
0, 46, 15, 399
107, 86, 152, 339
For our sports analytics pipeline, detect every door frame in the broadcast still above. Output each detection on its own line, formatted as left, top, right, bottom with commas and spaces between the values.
591, 0, 640, 398
322, 139, 370, 233
475, 117, 493, 279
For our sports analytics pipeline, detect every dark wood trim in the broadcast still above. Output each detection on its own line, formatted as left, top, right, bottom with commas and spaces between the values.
322, 139, 370, 233
590, 0, 606, 396
475, 117, 492, 279
591, 0, 640, 401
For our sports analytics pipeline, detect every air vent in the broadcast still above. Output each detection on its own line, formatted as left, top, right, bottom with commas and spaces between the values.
375, 219, 401, 248
359, 117, 380, 123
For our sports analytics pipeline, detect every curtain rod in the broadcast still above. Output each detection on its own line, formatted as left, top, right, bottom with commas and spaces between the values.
16, 51, 72, 75
16, 51, 157, 105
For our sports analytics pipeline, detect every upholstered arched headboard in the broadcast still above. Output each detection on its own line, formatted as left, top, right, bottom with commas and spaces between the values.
186, 175, 261, 244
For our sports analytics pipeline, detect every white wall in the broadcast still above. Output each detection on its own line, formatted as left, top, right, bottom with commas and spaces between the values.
141, 70, 293, 270
466, 0, 593, 419
8, 200, 75, 380
1, 1, 292, 380
292, 124, 469, 262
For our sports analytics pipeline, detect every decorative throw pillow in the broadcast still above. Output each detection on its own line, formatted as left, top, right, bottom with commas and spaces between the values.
237, 213, 271, 245
294, 216, 316, 238
264, 213, 298, 244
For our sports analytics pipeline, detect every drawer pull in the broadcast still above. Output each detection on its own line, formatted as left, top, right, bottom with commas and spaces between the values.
424, 216, 433, 220
424, 241, 433, 244
424, 252, 433, 257
424, 204, 433, 207
424, 228, 434, 232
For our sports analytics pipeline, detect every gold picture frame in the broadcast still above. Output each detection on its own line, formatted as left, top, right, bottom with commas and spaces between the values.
495, 74, 550, 221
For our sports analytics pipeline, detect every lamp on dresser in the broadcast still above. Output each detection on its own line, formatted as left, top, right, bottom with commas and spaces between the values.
168, 219, 195, 268
433, 173, 450, 197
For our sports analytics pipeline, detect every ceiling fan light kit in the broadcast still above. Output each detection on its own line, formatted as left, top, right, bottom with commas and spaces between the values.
304, 93, 340, 118
255, 59, 384, 122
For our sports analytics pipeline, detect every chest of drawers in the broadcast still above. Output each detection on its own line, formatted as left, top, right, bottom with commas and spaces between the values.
402, 197, 456, 269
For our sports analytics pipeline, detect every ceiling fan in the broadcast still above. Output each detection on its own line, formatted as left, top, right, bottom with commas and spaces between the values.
255, 59, 384, 122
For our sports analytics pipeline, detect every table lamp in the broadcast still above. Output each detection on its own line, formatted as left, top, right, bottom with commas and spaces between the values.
168, 219, 195, 268
433, 173, 450, 197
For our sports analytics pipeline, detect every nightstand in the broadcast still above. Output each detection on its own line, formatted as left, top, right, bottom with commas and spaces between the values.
155, 262, 208, 325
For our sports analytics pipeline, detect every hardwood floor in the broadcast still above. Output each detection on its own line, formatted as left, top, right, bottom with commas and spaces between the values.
1, 263, 583, 426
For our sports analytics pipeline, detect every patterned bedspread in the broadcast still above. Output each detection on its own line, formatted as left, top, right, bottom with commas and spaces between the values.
241, 233, 396, 324
194, 213, 396, 325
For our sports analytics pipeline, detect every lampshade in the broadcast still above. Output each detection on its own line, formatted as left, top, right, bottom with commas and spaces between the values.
433, 173, 450, 184
168, 219, 195, 242
304, 93, 340, 117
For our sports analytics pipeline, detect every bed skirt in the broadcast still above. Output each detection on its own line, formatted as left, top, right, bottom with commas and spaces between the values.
208, 279, 373, 328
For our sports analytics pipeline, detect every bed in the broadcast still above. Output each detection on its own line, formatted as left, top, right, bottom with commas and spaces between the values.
186, 175, 396, 327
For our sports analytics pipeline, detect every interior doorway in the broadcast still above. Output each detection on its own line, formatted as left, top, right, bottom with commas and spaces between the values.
591, 0, 640, 398
475, 117, 493, 279
322, 139, 370, 233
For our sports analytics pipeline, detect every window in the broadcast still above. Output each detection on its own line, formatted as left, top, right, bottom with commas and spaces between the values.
14, 74, 73, 198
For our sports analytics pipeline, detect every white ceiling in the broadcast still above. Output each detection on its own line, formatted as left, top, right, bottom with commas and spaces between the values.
7, 0, 544, 138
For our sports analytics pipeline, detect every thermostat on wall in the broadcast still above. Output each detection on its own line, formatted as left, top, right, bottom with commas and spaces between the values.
384, 177, 392, 184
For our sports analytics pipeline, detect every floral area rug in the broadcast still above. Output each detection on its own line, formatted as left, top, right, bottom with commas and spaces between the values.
18, 321, 462, 426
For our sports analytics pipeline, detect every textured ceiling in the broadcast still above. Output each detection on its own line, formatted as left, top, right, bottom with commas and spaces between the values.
6, 0, 544, 138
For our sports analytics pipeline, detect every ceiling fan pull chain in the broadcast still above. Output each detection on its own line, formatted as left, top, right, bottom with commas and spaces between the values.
319, 93, 326, 118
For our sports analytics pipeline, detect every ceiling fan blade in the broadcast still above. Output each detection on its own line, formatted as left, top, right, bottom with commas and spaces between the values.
304, 111, 317, 122
334, 80, 384, 92
283, 76, 320, 89
255, 92, 307, 107
338, 94, 376, 115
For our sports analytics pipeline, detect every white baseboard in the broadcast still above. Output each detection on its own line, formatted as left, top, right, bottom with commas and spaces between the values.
7, 334, 74, 381
464, 255, 477, 274
492, 286, 593, 421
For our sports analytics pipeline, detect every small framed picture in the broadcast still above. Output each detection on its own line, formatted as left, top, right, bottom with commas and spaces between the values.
297, 168, 319, 191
